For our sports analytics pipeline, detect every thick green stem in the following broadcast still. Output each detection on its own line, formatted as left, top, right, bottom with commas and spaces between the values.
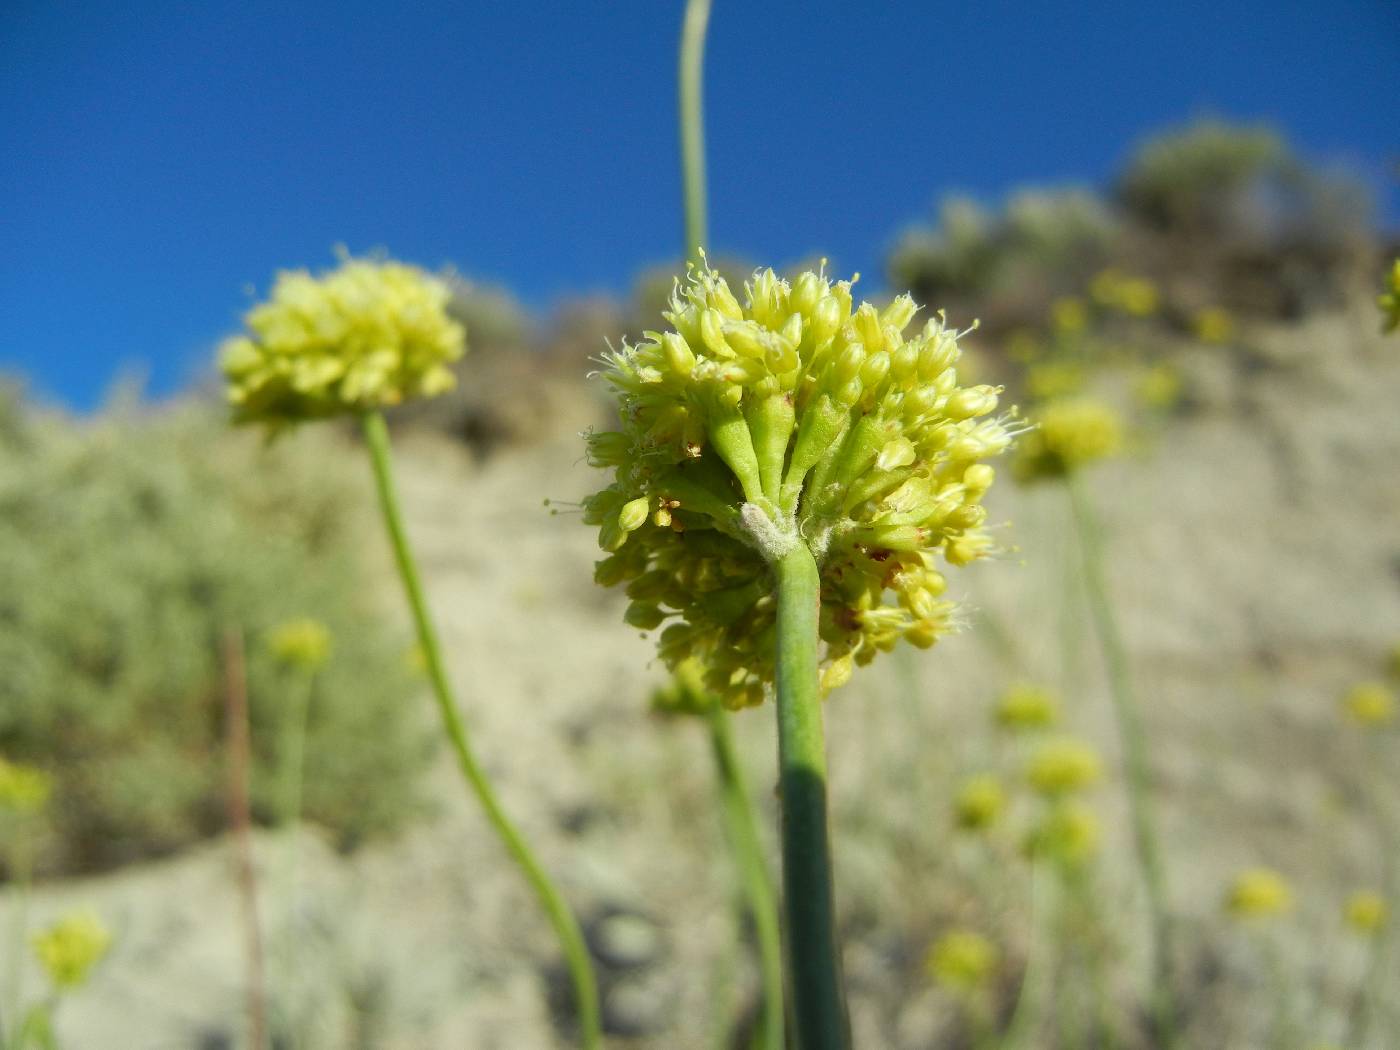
678, 0, 712, 267
706, 703, 785, 1050
1066, 474, 1176, 1046
773, 543, 848, 1049
360, 411, 601, 1050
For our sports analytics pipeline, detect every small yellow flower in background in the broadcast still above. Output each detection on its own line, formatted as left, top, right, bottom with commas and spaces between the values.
31, 911, 112, 990
995, 683, 1060, 732
1134, 362, 1183, 411
1089, 269, 1159, 317
1015, 398, 1123, 481
1024, 801, 1101, 865
1342, 682, 1396, 728
1026, 737, 1102, 796
1344, 891, 1388, 935
585, 261, 1016, 708
1024, 361, 1084, 402
1225, 868, 1292, 920
0, 758, 52, 815
1050, 297, 1089, 335
268, 617, 333, 671
953, 774, 1006, 832
1378, 258, 1400, 333
926, 929, 999, 990
221, 255, 466, 428
649, 658, 713, 719
1193, 306, 1235, 344
1004, 329, 1043, 364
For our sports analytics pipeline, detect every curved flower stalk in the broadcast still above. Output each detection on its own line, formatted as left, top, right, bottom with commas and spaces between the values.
221, 257, 601, 1049
1017, 394, 1178, 1044
651, 664, 783, 1050
585, 259, 1014, 1045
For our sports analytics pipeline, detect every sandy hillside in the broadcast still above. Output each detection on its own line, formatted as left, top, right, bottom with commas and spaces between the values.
13, 300, 1400, 1049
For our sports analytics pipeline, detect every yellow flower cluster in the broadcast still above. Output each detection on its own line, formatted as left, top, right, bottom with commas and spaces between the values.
1343, 682, 1396, 728
648, 657, 713, 719
1134, 362, 1183, 411
1024, 801, 1101, 866
221, 257, 465, 427
1089, 269, 1159, 317
953, 774, 1006, 832
1050, 296, 1089, 335
1225, 868, 1292, 920
926, 929, 999, 990
994, 684, 1060, 732
1025, 737, 1102, 797
1344, 891, 1388, 935
0, 757, 52, 815
1193, 306, 1235, 344
1379, 258, 1400, 333
268, 617, 333, 671
585, 263, 1015, 707
1015, 397, 1123, 481
31, 911, 112, 990
1023, 361, 1085, 402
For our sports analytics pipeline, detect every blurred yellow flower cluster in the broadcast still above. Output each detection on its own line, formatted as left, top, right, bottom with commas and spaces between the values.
926, 929, 999, 990
221, 257, 465, 427
1225, 867, 1292, 920
648, 657, 713, 719
268, 617, 333, 671
1016, 398, 1123, 481
1026, 737, 1102, 797
1192, 306, 1235, 344
995, 683, 1060, 733
1344, 890, 1388, 935
1379, 258, 1400, 333
1050, 296, 1089, 335
586, 262, 1016, 707
1089, 269, 1159, 317
953, 774, 1006, 832
1342, 682, 1396, 728
0, 757, 52, 815
1025, 801, 1101, 866
31, 911, 112, 990
1134, 362, 1183, 411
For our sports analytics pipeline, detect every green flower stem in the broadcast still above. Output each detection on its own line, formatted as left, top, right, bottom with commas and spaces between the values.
2, 836, 33, 1050
360, 411, 602, 1050
275, 668, 315, 1035
678, 0, 711, 267
773, 542, 848, 1049
1066, 473, 1175, 1046
706, 701, 785, 1050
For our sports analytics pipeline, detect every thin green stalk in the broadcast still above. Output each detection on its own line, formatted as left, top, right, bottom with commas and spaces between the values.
2, 834, 33, 1050
678, 0, 711, 267
275, 670, 315, 1050
707, 701, 785, 1050
773, 543, 848, 1049
360, 411, 601, 1050
1003, 862, 1053, 1050
1066, 473, 1176, 1046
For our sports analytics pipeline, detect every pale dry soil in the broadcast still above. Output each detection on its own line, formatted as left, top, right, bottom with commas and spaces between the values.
11, 303, 1400, 1049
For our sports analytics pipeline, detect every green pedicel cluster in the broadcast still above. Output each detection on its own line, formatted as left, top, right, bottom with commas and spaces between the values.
586, 262, 1015, 708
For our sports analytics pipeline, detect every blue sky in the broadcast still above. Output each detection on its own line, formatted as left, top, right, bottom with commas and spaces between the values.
3, 1, 1396, 409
